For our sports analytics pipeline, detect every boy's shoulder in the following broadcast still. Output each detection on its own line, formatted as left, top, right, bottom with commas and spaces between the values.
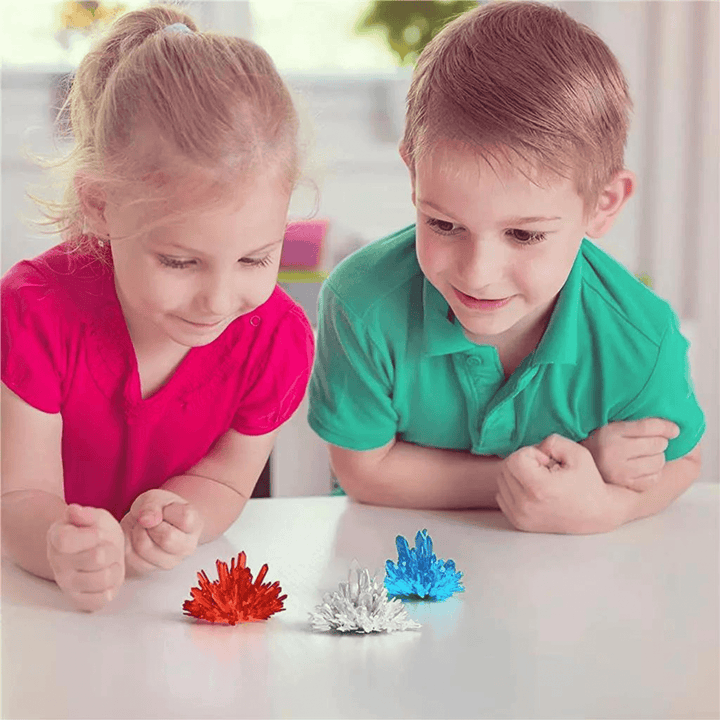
579, 239, 677, 345
323, 224, 420, 319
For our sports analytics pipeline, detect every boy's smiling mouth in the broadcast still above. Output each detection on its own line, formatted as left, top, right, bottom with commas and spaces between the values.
452, 287, 513, 311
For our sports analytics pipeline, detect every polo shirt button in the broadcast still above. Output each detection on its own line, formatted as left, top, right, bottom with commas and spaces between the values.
250, 316, 261, 327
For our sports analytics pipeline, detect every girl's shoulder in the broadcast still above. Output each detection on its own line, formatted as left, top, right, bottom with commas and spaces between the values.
250, 284, 314, 337
209, 285, 313, 373
2, 243, 113, 318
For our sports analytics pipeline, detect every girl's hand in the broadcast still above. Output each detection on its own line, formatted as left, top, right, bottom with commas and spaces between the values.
580, 418, 679, 492
496, 434, 619, 535
120, 489, 203, 575
46, 504, 126, 612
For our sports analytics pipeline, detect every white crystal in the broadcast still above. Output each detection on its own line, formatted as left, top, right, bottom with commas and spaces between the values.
309, 564, 422, 633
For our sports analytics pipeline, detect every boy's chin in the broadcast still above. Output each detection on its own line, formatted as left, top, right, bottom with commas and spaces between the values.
452, 306, 518, 341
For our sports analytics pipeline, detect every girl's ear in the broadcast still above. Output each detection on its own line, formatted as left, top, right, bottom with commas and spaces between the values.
74, 174, 109, 237
585, 169, 636, 239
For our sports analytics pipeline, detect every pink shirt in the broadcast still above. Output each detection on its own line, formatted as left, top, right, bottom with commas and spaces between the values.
1, 244, 314, 519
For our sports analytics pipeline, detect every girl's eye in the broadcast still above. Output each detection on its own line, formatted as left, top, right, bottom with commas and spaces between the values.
158, 255, 275, 270
426, 217, 461, 235
158, 255, 195, 269
239, 255, 273, 268
508, 229, 547, 245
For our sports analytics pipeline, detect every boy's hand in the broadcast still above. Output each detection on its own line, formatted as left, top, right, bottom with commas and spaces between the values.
496, 434, 617, 534
46, 504, 126, 612
580, 418, 679, 492
120, 489, 203, 575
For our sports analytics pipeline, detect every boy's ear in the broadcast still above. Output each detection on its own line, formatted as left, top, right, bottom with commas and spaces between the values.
74, 174, 109, 237
585, 169, 636, 238
398, 141, 417, 204
399, 141, 411, 169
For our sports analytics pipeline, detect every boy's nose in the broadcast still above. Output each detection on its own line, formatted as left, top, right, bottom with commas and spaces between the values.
458, 240, 505, 289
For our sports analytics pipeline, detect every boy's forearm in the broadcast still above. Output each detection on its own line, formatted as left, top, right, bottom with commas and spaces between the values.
340, 440, 503, 510
162, 474, 249, 544
0, 489, 67, 580
608, 455, 701, 526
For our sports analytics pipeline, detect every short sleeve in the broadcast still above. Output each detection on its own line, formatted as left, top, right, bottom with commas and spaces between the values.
230, 306, 314, 436
307, 283, 398, 450
1, 263, 65, 413
611, 313, 705, 460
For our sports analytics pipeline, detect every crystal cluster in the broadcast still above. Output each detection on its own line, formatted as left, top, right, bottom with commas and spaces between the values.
384, 529, 464, 601
183, 552, 286, 624
309, 564, 422, 633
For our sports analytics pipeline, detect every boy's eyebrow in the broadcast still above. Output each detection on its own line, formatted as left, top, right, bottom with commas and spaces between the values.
158, 238, 283, 256
502, 215, 562, 225
417, 199, 561, 225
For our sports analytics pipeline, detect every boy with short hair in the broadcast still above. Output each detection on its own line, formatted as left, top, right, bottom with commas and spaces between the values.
308, 0, 704, 534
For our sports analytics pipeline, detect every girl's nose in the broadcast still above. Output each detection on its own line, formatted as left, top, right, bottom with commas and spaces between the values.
197, 274, 241, 318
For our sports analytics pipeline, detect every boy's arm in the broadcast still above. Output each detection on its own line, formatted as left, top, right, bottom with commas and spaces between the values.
330, 439, 503, 510
609, 444, 702, 525
159, 427, 280, 543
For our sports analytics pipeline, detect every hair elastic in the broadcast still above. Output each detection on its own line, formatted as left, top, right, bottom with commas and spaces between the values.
164, 23, 193, 35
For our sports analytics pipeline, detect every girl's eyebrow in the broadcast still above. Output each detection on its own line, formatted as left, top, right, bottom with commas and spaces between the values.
159, 238, 283, 256
417, 199, 561, 225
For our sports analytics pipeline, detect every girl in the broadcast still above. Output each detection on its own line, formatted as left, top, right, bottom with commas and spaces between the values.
1, 6, 314, 612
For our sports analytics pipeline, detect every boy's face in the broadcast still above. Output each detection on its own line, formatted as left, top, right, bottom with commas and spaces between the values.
103, 167, 291, 350
410, 144, 596, 348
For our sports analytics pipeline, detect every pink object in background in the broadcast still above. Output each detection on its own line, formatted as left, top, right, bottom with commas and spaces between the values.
281, 219, 328, 269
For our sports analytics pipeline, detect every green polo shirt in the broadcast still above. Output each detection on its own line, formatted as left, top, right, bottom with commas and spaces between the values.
308, 225, 705, 462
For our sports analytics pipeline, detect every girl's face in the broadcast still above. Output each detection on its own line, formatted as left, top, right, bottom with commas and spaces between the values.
104, 168, 291, 349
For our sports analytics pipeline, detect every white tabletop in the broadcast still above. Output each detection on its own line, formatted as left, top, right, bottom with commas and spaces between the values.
2, 484, 718, 720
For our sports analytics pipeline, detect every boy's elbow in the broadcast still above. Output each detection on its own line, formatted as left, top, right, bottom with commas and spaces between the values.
329, 458, 373, 504
328, 442, 393, 505
682, 443, 702, 479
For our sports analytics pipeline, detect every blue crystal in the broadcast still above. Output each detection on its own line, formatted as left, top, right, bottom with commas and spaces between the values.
384, 529, 464, 601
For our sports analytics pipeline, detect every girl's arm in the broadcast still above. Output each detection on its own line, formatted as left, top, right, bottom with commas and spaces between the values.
161, 427, 280, 544
1, 383, 67, 579
330, 439, 503, 510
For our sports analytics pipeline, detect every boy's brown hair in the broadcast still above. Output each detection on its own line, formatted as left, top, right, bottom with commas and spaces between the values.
402, 0, 632, 214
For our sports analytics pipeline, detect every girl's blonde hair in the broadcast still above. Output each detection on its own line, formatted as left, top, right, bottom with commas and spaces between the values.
402, 0, 633, 214
34, 4, 299, 259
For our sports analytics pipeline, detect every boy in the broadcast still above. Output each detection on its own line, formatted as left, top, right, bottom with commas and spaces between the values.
308, 1, 704, 534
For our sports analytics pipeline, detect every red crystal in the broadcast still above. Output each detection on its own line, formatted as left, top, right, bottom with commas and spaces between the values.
183, 552, 286, 624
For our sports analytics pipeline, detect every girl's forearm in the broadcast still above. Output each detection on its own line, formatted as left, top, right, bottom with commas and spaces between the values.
339, 440, 503, 510
1, 489, 67, 580
161, 474, 250, 544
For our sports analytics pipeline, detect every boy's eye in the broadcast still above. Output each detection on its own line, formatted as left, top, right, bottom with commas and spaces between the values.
426, 217, 461, 235
508, 229, 547, 245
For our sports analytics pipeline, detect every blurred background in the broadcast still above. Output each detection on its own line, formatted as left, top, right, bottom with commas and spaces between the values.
2, 1, 718, 494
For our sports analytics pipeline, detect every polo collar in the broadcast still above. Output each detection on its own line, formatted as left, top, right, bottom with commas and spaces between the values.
421, 239, 585, 364
530, 241, 583, 366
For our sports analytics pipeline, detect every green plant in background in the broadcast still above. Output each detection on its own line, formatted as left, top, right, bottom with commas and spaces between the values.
355, 0, 480, 66
56, 1, 126, 49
